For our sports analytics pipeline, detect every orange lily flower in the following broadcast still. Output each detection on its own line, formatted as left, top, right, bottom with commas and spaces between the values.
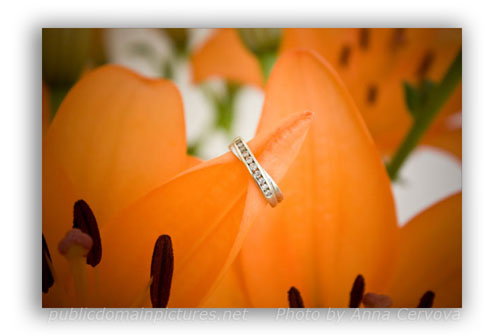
201, 50, 461, 308
191, 28, 462, 160
203, 50, 398, 307
42, 64, 313, 307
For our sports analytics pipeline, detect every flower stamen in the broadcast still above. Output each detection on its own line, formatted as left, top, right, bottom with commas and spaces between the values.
366, 84, 378, 105
391, 28, 406, 51
42, 234, 54, 293
349, 274, 365, 308
417, 51, 435, 80
288, 286, 305, 308
150, 235, 174, 308
417, 290, 435, 308
58, 228, 93, 306
339, 45, 352, 67
359, 28, 370, 50
73, 200, 102, 267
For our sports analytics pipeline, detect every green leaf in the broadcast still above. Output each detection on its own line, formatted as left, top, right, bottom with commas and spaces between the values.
403, 79, 438, 120
418, 79, 436, 102
403, 81, 420, 116
387, 49, 462, 180
237, 29, 282, 81
162, 60, 173, 79
214, 82, 241, 133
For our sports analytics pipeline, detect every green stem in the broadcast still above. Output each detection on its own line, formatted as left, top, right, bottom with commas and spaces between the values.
215, 83, 239, 133
387, 50, 462, 180
258, 52, 277, 82
50, 85, 71, 119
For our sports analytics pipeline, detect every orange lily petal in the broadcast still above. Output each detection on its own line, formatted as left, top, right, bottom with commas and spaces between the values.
229, 50, 398, 308
186, 155, 204, 168
200, 262, 252, 307
95, 111, 313, 307
387, 192, 462, 307
45, 65, 188, 225
191, 29, 264, 88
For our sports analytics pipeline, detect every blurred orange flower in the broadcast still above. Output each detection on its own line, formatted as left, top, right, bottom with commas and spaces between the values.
191, 28, 462, 160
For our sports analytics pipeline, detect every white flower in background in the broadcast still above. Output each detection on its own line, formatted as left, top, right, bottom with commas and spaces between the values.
197, 84, 265, 159
196, 129, 231, 160
172, 60, 215, 148
231, 86, 264, 142
187, 28, 213, 52
104, 28, 173, 78
392, 148, 461, 225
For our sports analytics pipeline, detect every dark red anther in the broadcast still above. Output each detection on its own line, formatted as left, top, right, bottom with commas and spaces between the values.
349, 274, 365, 308
42, 234, 54, 293
417, 50, 435, 79
391, 28, 406, 50
366, 84, 378, 104
339, 45, 352, 67
288, 286, 305, 308
417, 290, 435, 308
150, 235, 174, 308
73, 200, 102, 267
359, 28, 370, 50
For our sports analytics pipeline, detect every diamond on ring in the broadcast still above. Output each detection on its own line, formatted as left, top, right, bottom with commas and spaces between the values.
229, 136, 284, 207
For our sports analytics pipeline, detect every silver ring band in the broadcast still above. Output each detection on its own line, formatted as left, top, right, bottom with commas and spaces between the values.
229, 137, 283, 207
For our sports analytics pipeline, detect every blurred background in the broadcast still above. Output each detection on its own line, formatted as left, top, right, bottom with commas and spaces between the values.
42, 28, 462, 226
